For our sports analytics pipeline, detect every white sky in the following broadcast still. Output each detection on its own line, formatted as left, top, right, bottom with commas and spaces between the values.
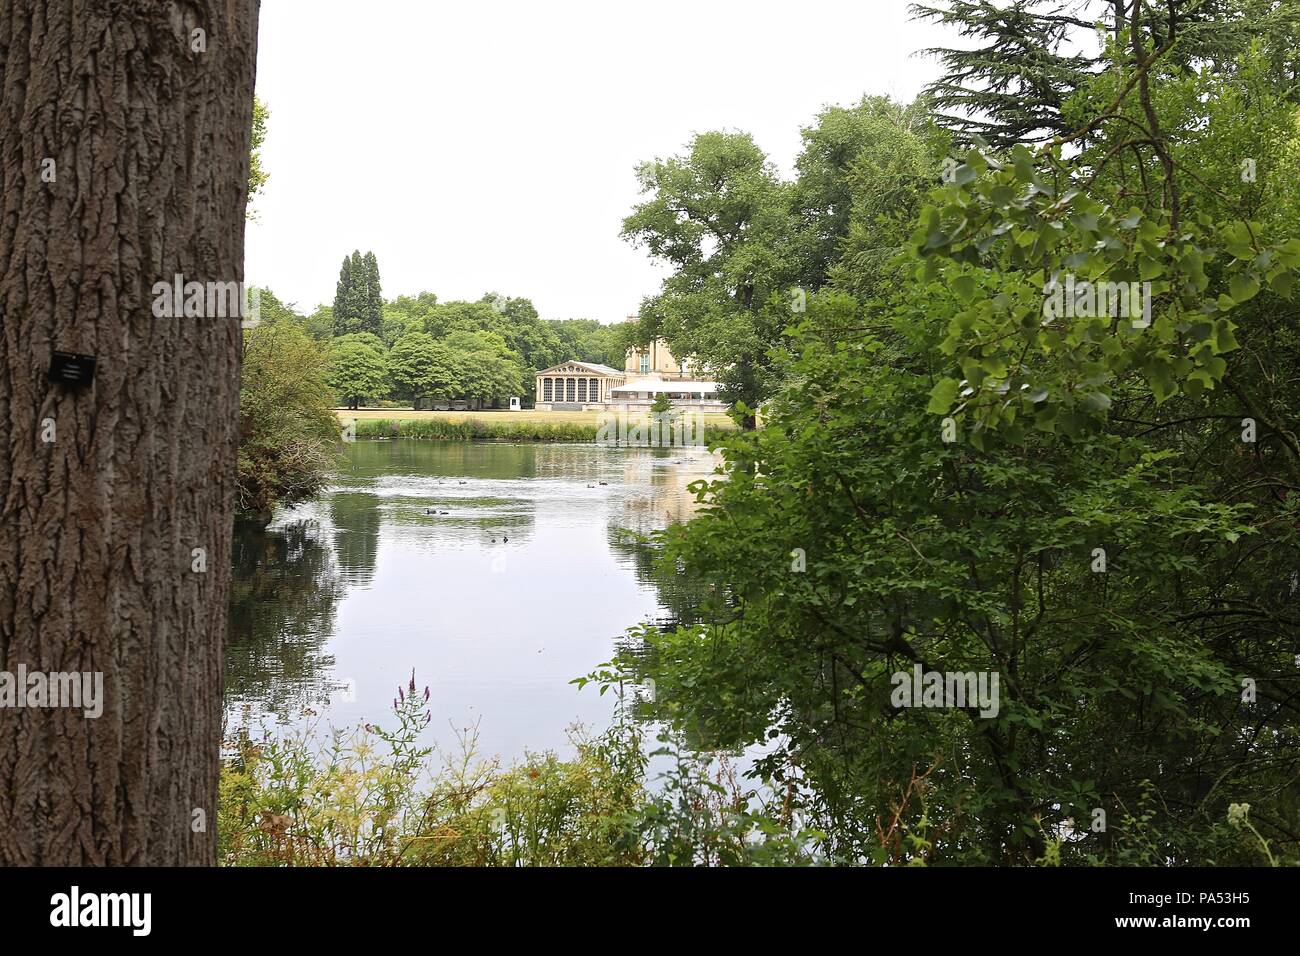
244, 0, 956, 322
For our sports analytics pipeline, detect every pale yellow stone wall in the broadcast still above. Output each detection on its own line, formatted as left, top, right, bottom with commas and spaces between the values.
625, 339, 691, 377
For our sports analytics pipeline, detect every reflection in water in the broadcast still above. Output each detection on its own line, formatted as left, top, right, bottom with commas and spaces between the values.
227, 520, 343, 718
223, 440, 720, 761
330, 492, 382, 586
607, 528, 706, 633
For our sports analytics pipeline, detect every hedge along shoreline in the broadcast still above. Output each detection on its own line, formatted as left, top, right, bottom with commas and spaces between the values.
352, 417, 735, 444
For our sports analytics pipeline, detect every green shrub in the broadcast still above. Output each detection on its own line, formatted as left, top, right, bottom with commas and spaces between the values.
219, 675, 817, 867
353, 417, 732, 444
238, 324, 341, 523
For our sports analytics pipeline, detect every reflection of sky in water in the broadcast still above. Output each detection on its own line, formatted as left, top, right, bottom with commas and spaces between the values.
225, 440, 723, 768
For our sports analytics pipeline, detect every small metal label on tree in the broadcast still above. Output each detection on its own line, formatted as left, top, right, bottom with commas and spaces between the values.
49, 351, 97, 389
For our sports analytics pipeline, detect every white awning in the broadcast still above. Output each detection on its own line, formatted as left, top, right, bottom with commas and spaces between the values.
610, 380, 719, 395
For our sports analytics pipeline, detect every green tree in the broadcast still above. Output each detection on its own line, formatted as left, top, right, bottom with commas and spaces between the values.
622, 131, 793, 427
456, 350, 526, 407
549, 318, 620, 366
442, 328, 527, 406
388, 332, 461, 402
911, 0, 1300, 150
333, 254, 357, 335
247, 96, 269, 219
635, 304, 1254, 862
791, 96, 946, 291
327, 333, 388, 409
238, 323, 340, 526
381, 292, 439, 345
333, 249, 381, 336
603, 318, 644, 369
910, 0, 1101, 147
613, 4, 1300, 866
362, 251, 384, 335
245, 286, 303, 329
302, 304, 336, 343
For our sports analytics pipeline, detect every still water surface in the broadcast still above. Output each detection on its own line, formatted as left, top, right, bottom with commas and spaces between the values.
226, 440, 716, 763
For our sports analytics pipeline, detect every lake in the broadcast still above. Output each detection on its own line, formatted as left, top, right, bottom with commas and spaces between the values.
225, 439, 718, 764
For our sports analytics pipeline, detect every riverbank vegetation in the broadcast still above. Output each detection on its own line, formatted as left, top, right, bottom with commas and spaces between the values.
219, 677, 819, 866
351, 415, 734, 444
238, 323, 340, 524
336, 407, 735, 426
218, 675, 1281, 866
355, 417, 599, 442
602, 1, 1300, 864
230, 0, 1300, 865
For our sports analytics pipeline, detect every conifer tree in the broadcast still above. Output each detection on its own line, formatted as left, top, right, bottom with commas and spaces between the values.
911, 0, 1296, 149
362, 251, 383, 336
347, 250, 367, 330
333, 249, 382, 336
909, 0, 1099, 147
333, 254, 358, 335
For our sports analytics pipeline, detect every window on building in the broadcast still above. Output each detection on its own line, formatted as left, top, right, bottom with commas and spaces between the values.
578, 379, 587, 403
543, 378, 553, 402
566, 378, 576, 402
640, 354, 649, 373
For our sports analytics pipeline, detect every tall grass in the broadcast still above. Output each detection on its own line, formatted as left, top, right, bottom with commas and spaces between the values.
218, 674, 820, 866
353, 417, 734, 445
355, 417, 598, 442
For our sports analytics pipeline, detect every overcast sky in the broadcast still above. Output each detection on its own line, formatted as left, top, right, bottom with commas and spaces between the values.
244, 0, 957, 322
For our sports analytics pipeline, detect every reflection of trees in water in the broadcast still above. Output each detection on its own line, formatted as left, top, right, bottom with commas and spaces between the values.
330, 492, 381, 586
350, 438, 542, 481
226, 520, 342, 720
608, 527, 712, 729
608, 528, 705, 631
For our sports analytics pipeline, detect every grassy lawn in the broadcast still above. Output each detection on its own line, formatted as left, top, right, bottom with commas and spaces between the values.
335, 407, 736, 428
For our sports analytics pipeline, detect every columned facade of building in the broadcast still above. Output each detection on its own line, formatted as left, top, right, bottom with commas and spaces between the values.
534, 362, 626, 410
534, 341, 719, 411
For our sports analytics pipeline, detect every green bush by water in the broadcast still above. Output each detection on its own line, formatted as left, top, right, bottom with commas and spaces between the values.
355, 418, 598, 442
354, 417, 734, 445
218, 677, 820, 866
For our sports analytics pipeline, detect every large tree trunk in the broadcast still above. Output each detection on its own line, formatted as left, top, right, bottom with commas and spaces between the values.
0, 0, 260, 865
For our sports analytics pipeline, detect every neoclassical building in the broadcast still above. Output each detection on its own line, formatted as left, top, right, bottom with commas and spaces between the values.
534, 361, 627, 409
535, 338, 724, 411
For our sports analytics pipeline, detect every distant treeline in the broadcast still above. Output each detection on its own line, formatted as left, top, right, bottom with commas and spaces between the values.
249, 272, 640, 410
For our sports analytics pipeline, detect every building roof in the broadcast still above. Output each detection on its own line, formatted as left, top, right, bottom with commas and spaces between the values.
536, 361, 624, 377
611, 380, 719, 395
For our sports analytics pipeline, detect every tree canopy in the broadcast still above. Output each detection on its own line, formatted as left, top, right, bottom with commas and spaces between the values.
327, 333, 388, 410
603, 1, 1300, 865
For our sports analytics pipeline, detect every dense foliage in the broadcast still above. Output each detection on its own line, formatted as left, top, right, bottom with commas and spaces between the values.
622, 98, 950, 425
220, 680, 816, 866
605, 0, 1300, 865
229, 0, 1299, 867
326, 333, 388, 410
237, 323, 341, 524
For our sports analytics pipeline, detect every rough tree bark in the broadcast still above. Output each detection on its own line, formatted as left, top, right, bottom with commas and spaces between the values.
0, 0, 260, 864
